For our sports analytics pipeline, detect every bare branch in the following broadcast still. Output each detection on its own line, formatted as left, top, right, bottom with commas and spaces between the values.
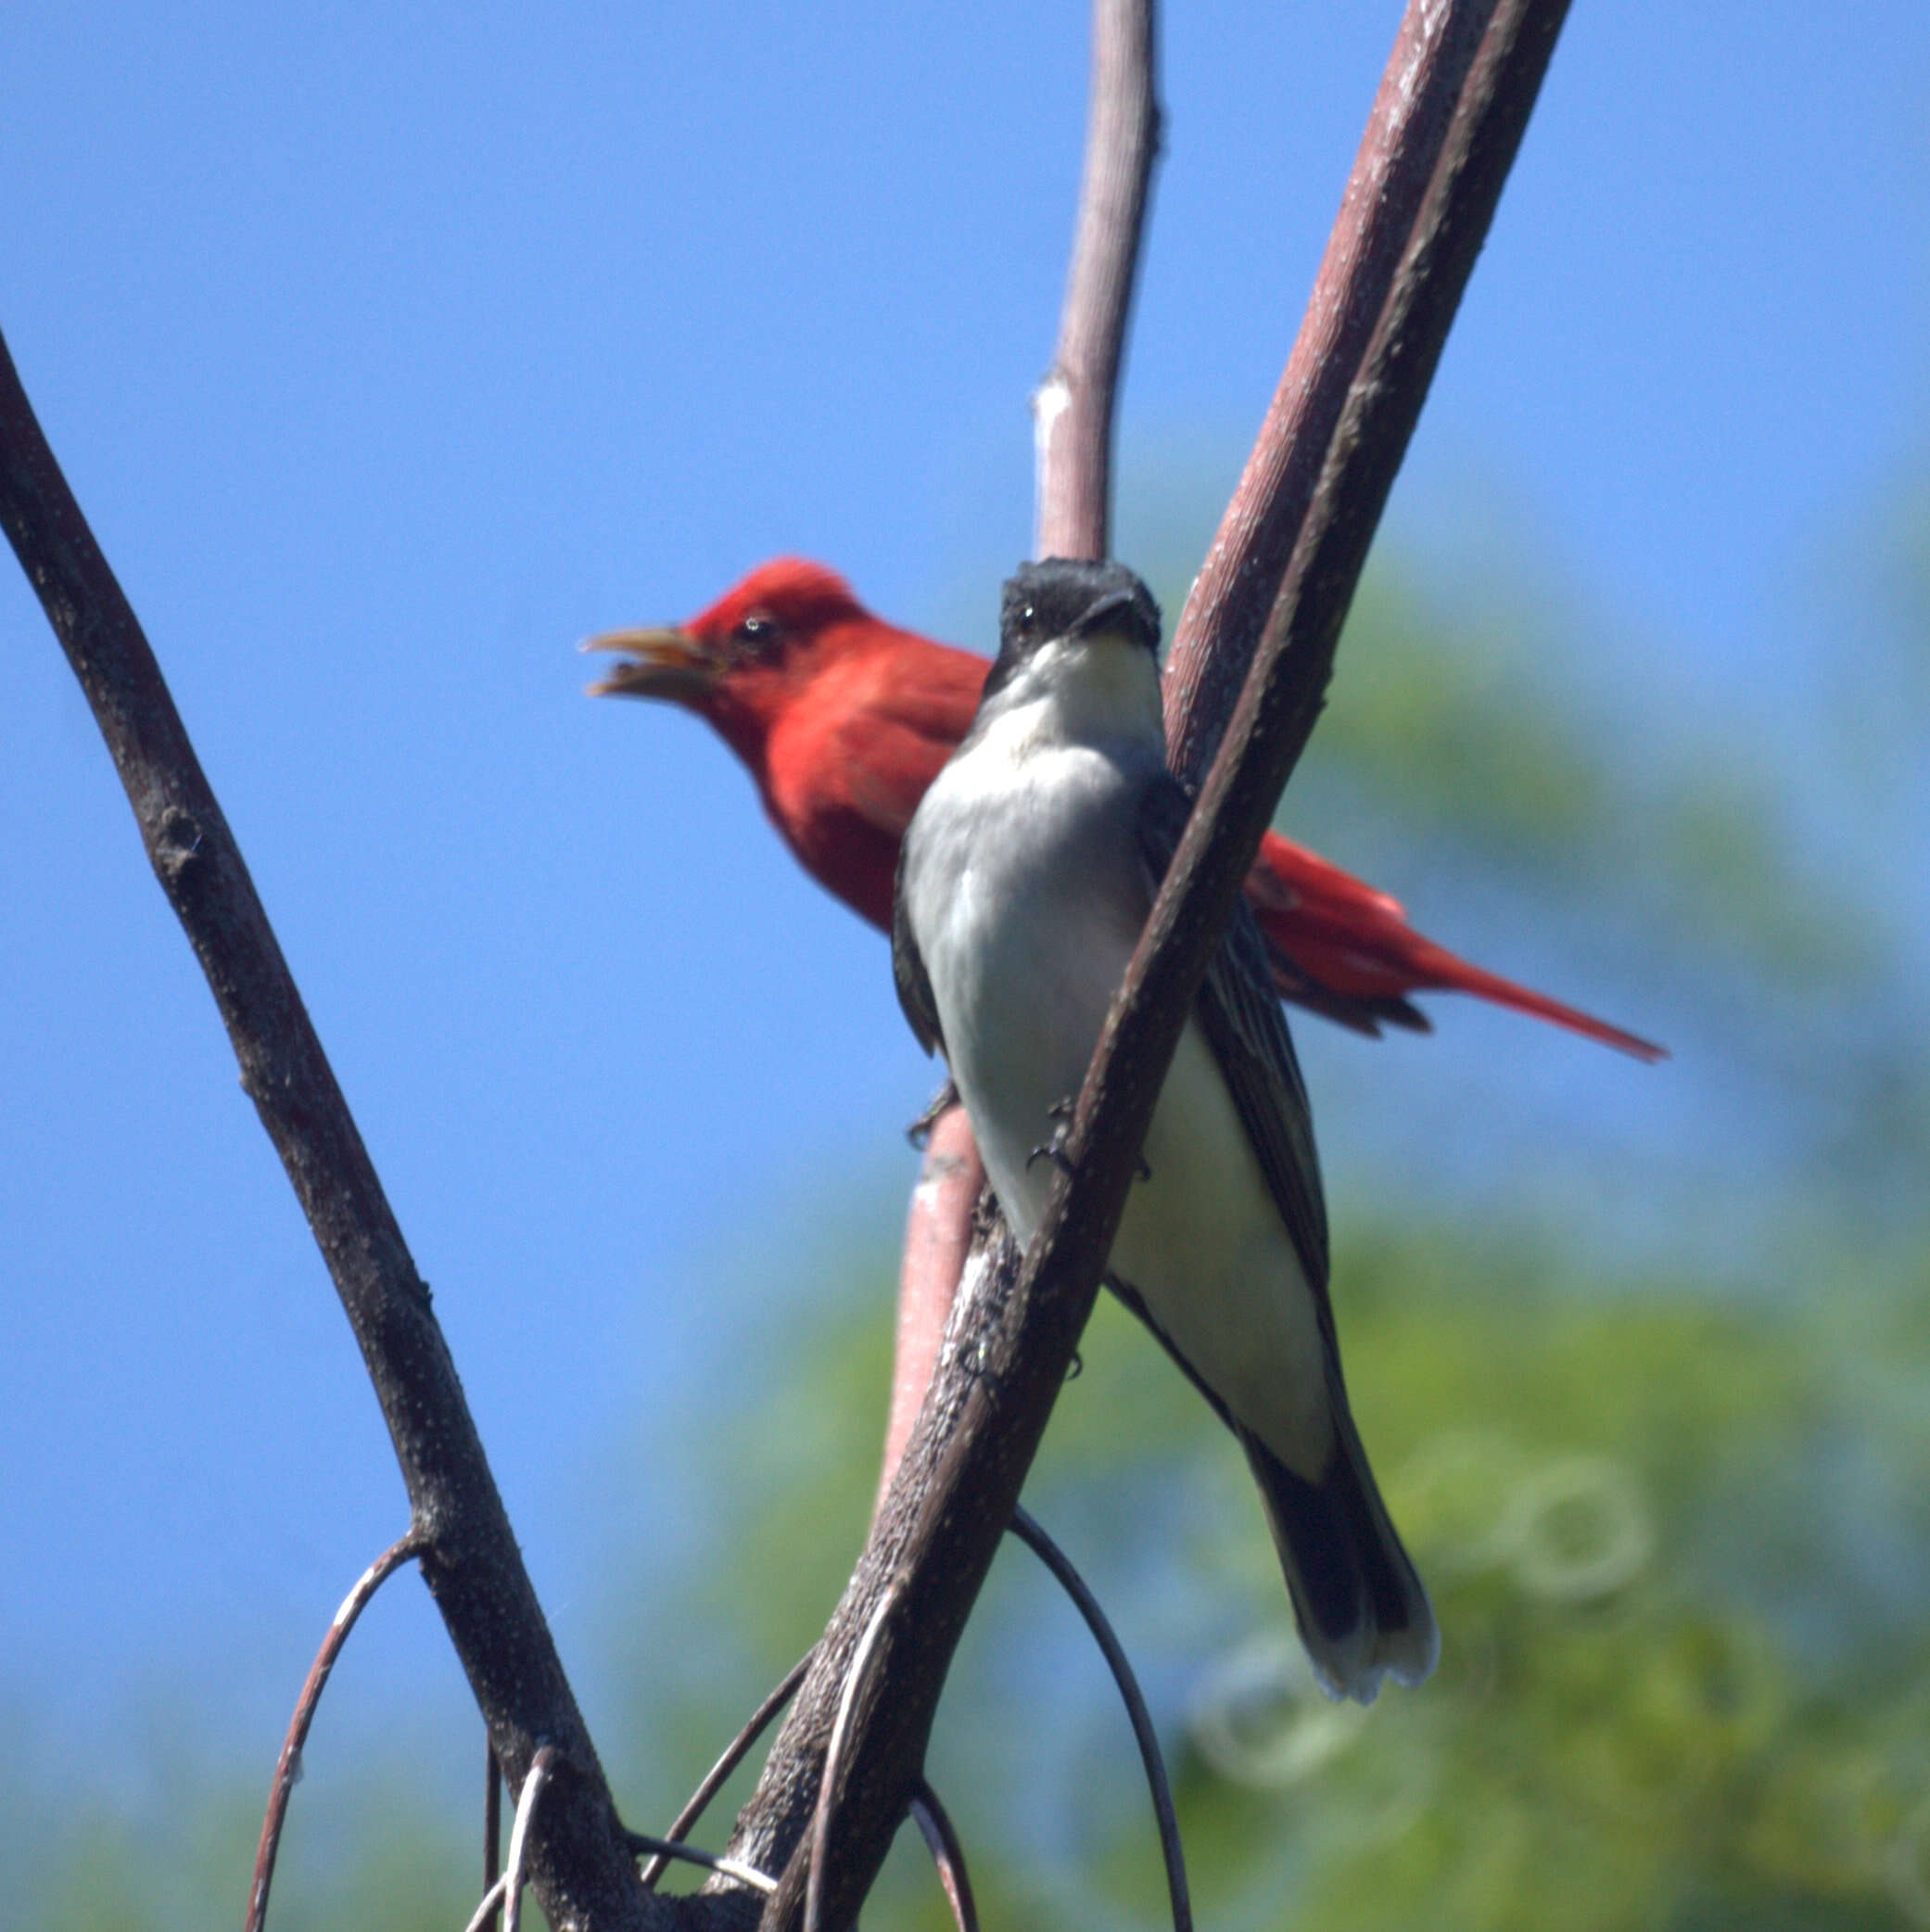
908, 1781, 978, 1932
463, 1875, 513, 1932
0, 327, 654, 1932
1008, 1507, 1189, 1932
8, 0, 1569, 1923
1162, 0, 1559, 785
247, 1532, 425, 1932
876, 1109, 983, 1506
642, 1650, 816, 1889
485, 1742, 505, 1932
505, 1749, 560, 1932
1034, 0, 1162, 560
628, 1837, 779, 1898
723, 6, 1570, 1927
803, 1577, 907, 1932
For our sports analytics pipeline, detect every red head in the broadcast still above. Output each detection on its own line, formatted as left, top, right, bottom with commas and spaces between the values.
585, 557, 993, 929
584, 558, 884, 770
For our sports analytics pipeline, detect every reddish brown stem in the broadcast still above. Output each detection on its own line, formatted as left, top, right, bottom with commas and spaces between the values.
1009, 1507, 1189, 1930
486, 1742, 504, 1932
876, 1109, 984, 1508
642, 1649, 816, 1889
247, 1532, 425, 1932
878, 0, 1160, 1525
907, 1782, 978, 1932
1034, 0, 1162, 561
1165, 0, 1498, 785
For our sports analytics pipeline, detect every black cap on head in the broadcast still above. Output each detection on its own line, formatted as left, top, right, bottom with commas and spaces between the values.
981, 559, 1162, 705
1000, 558, 1161, 655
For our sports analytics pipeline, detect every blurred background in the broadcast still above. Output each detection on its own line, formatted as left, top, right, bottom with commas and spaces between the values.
3, 2, 1926, 1926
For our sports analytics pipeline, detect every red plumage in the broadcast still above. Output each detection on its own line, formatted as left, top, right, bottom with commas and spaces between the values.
588, 558, 1662, 1060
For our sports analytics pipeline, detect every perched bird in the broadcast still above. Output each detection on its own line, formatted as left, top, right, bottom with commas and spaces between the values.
586, 558, 1661, 1057
894, 559, 1436, 1702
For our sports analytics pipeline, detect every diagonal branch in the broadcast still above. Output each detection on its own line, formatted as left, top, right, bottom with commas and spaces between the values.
1162, 0, 1555, 786
0, 328, 658, 1932
720, 5, 1570, 1927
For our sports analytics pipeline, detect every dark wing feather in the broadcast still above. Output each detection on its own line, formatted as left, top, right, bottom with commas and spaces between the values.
891, 834, 945, 1058
1136, 775, 1331, 1294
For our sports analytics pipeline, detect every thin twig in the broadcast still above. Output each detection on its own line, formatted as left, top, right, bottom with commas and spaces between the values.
0, 324, 648, 1930
1008, 1507, 1189, 1931
504, 1748, 560, 1932
640, 1648, 817, 1888
803, 1578, 905, 1932
627, 1835, 779, 1897
461, 1875, 511, 1932
723, 9, 1571, 1925
1034, 0, 1162, 560
908, 1780, 979, 1932
485, 1740, 503, 1932
245, 1531, 425, 1932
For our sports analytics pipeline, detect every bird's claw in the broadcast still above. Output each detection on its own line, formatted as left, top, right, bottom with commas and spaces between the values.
1027, 1098, 1079, 1176
907, 1080, 960, 1149
1027, 1138, 1078, 1177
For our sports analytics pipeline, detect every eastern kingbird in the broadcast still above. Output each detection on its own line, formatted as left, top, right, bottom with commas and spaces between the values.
893, 558, 1437, 1702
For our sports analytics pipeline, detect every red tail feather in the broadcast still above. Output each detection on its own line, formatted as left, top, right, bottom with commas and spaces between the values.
1250, 832, 1666, 1061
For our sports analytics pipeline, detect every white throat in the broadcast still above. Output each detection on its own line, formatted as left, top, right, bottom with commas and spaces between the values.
974, 629, 1166, 765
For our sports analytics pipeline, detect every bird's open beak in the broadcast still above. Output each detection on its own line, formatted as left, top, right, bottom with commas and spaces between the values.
580, 626, 716, 701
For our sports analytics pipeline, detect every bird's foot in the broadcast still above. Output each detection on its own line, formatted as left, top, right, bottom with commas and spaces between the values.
1023, 1104, 1150, 1184
1027, 1097, 1080, 1176
906, 1080, 960, 1149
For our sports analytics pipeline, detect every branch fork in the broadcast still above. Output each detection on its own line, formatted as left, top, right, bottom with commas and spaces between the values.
0, 3, 1571, 1927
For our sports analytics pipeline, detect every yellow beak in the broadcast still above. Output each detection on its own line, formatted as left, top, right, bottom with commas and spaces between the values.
580, 626, 715, 701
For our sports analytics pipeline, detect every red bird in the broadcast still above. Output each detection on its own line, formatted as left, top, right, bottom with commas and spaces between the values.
586, 558, 1661, 1059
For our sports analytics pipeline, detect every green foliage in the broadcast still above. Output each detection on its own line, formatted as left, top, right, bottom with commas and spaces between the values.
1304, 562, 1882, 993
631, 1217, 1930, 1932
1172, 1239, 1930, 1932
5, 1742, 476, 1932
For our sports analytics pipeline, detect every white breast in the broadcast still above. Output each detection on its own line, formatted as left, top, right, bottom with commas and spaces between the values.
900, 663, 1333, 1474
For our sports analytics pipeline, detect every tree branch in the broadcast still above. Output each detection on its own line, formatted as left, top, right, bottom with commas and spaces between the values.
1035, 0, 1162, 562
877, 1109, 983, 1504
720, 5, 1569, 1926
0, 327, 661, 1932
248, 1531, 427, 1932
877, 0, 1162, 1508
1162, 0, 1556, 785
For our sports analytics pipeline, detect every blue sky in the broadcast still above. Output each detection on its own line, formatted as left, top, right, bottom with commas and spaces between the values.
3, 0, 1925, 1778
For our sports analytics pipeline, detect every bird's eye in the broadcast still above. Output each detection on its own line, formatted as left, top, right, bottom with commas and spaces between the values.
733, 613, 780, 655
1020, 604, 1036, 634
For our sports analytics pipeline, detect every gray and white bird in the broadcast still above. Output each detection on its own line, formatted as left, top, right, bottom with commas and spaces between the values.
893, 558, 1436, 1702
